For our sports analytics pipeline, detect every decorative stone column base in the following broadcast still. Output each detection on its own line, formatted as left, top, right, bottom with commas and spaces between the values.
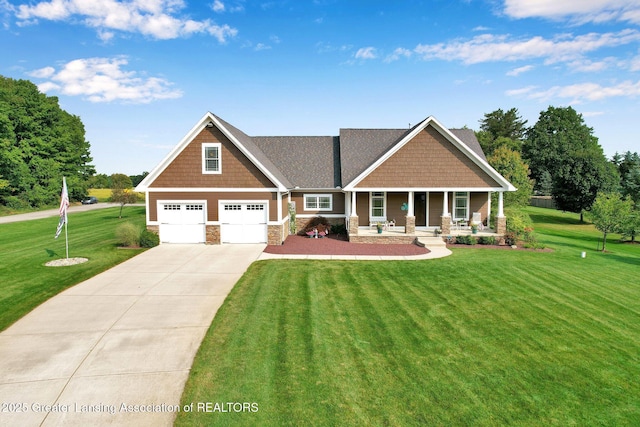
348, 215, 359, 238
405, 216, 416, 234
206, 225, 220, 244
496, 216, 507, 235
268, 224, 284, 245
441, 216, 451, 234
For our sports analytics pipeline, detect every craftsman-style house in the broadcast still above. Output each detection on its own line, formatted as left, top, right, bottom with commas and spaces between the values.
136, 112, 515, 245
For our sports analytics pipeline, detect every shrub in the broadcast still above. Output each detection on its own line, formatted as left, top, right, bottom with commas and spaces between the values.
504, 232, 518, 246
331, 223, 347, 235
3, 196, 30, 210
506, 208, 534, 237
455, 235, 477, 245
298, 216, 332, 236
115, 222, 141, 247
139, 229, 160, 248
478, 236, 497, 245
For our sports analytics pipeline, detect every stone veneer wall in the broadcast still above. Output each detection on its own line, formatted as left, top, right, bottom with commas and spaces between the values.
405, 216, 415, 234
295, 217, 346, 234
268, 224, 284, 245
348, 216, 359, 238
349, 235, 417, 244
206, 225, 220, 244
440, 216, 451, 234
495, 216, 507, 235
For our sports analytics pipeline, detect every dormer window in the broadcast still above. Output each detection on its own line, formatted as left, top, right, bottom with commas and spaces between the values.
202, 143, 221, 174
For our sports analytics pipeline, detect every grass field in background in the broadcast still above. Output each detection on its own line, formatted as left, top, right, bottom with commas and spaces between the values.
0, 206, 146, 332
87, 188, 113, 202
177, 207, 639, 426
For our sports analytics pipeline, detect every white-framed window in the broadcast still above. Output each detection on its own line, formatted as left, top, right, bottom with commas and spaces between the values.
454, 192, 469, 220
202, 143, 221, 174
304, 194, 333, 211
370, 192, 386, 218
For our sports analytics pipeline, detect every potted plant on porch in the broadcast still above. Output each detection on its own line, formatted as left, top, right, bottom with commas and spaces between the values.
470, 222, 479, 234
376, 222, 383, 234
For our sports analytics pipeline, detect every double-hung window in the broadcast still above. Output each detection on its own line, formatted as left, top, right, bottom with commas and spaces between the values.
454, 192, 469, 220
202, 143, 221, 174
370, 192, 385, 218
304, 194, 332, 211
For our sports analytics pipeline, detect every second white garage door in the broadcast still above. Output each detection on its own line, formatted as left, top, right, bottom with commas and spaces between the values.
219, 202, 268, 244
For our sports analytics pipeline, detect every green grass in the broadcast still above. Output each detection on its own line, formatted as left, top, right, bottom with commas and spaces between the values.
0, 206, 146, 332
177, 207, 639, 426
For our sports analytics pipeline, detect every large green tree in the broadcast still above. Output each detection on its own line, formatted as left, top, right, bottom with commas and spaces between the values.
477, 108, 527, 157
487, 147, 533, 208
0, 76, 94, 208
523, 106, 618, 219
612, 151, 640, 205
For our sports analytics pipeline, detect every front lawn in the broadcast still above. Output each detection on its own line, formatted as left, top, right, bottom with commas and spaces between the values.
0, 206, 146, 332
177, 207, 639, 426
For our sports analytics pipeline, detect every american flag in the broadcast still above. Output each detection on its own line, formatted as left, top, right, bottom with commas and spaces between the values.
55, 177, 69, 239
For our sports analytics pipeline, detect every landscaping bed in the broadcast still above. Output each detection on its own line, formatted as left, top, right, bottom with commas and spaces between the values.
264, 234, 430, 256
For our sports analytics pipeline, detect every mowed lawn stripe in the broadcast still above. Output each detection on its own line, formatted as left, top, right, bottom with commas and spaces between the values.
177, 208, 639, 426
0, 206, 146, 332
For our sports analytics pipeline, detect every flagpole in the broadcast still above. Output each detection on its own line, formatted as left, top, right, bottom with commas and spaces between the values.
65, 214, 69, 259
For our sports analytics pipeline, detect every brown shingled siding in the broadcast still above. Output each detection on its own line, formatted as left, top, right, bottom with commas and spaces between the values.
149, 128, 275, 188
356, 192, 369, 224
386, 192, 407, 226
428, 193, 444, 227
148, 191, 278, 221
470, 193, 489, 225
356, 125, 499, 188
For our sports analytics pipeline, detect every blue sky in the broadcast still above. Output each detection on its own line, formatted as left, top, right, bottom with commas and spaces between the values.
2, 0, 640, 175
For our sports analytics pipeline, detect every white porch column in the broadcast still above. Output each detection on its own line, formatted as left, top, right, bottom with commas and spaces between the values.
487, 192, 492, 228
351, 191, 357, 216
277, 191, 283, 221
497, 191, 505, 217
408, 191, 414, 216
443, 191, 449, 216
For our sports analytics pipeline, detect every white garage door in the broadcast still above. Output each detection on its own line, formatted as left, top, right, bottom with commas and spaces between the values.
220, 203, 268, 244
158, 203, 206, 243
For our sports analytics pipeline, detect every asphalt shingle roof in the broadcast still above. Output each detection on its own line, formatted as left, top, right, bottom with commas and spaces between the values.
215, 115, 487, 190
253, 136, 340, 189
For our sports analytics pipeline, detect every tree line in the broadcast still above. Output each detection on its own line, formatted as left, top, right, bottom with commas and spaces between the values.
1, 76, 95, 208
1, 75, 150, 210
477, 106, 640, 249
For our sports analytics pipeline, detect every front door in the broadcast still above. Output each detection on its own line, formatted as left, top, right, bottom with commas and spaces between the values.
414, 192, 426, 227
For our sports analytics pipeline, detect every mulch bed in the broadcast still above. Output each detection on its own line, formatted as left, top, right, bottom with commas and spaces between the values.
446, 244, 553, 252
264, 234, 430, 256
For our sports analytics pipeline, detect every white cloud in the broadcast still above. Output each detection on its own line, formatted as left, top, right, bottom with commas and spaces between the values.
507, 80, 640, 103
413, 30, 640, 65
355, 46, 377, 60
13, 0, 238, 41
503, 0, 640, 24
506, 64, 534, 76
385, 47, 412, 62
212, 0, 225, 13
27, 57, 183, 103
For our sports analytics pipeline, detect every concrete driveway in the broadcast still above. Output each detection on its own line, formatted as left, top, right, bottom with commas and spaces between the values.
0, 243, 265, 426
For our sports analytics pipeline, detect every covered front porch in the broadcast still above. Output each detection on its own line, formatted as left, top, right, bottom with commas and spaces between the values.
345, 190, 507, 242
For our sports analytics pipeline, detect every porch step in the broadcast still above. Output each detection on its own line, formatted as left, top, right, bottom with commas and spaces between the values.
416, 236, 447, 248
